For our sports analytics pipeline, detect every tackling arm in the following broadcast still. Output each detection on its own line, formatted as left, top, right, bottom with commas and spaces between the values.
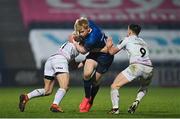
106, 37, 121, 55
72, 39, 88, 55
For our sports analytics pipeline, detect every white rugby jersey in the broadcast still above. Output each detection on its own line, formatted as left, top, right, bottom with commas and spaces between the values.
117, 35, 152, 66
54, 42, 79, 62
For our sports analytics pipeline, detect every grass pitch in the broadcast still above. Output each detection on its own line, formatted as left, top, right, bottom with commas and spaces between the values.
0, 86, 180, 118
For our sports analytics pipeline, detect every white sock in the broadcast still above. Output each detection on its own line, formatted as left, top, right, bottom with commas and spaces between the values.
111, 89, 119, 109
27, 88, 45, 99
53, 88, 66, 105
136, 91, 146, 101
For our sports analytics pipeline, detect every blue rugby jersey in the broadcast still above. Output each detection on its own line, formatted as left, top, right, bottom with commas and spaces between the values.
83, 20, 107, 51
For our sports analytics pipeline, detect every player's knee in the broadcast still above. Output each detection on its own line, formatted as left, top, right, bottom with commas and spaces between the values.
92, 79, 101, 86
83, 72, 92, 80
111, 83, 119, 90
45, 90, 52, 96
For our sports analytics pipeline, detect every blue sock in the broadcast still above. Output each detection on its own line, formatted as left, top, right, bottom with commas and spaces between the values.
90, 85, 100, 104
83, 79, 92, 98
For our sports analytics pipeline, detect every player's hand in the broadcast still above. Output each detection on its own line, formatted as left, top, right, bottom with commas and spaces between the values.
69, 60, 84, 71
106, 37, 113, 48
68, 33, 79, 43
68, 34, 75, 43
77, 62, 84, 68
72, 38, 78, 45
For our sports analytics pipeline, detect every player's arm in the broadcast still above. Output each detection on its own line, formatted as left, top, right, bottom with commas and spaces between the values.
108, 46, 120, 55
96, 37, 113, 53
87, 36, 112, 53
106, 37, 126, 55
90, 37, 117, 54
72, 39, 88, 54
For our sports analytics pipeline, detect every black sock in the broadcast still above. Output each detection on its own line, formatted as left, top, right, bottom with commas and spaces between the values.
90, 85, 100, 104
83, 79, 92, 98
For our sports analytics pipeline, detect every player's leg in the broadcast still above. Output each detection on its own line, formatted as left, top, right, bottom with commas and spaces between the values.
136, 69, 153, 102
83, 59, 97, 98
128, 65, 153, 114
84, 72, 102, 112
127, 78, 150, 114
29, 77, 55, 97
50, 72, 69, 112
19, 78, 54, 112
47, 55, 69, 112
83, 53, 114, 112
87, 53, 114, 111
108, 72, 130, 114
90, 72, 102, 104
79, 59, 98, 112
19, 57, 56, 112
137, 78, 151, 102
80, 53, 114, 112
24, 58, 56, 99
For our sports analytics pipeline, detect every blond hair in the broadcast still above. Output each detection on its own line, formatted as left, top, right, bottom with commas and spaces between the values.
74, 17, 89, 35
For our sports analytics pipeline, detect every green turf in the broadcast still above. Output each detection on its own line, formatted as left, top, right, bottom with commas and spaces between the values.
0, 86, 180, 118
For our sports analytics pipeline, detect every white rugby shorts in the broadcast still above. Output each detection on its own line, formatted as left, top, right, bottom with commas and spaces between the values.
122, 63, 153, 82
44, 55, 69, 77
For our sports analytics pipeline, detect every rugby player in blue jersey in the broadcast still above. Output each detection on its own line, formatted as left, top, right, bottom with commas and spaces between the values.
72, 17, 114, 112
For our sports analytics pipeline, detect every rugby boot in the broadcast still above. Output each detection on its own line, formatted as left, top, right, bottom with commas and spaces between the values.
79, 97, 90, 112
19, 94, 29, 112
50, 104, 64, 112
128, 100, 140, 114
108, 108, 119, 114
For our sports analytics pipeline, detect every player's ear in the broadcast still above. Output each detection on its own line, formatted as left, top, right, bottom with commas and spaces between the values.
87, 27, 91, 32
68, 34, 75, 43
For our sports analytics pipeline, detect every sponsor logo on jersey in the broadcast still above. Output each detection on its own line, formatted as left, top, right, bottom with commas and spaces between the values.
56, 67, 63, 69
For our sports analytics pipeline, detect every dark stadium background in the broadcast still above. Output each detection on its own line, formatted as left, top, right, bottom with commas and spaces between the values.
0, 0, 180, 88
